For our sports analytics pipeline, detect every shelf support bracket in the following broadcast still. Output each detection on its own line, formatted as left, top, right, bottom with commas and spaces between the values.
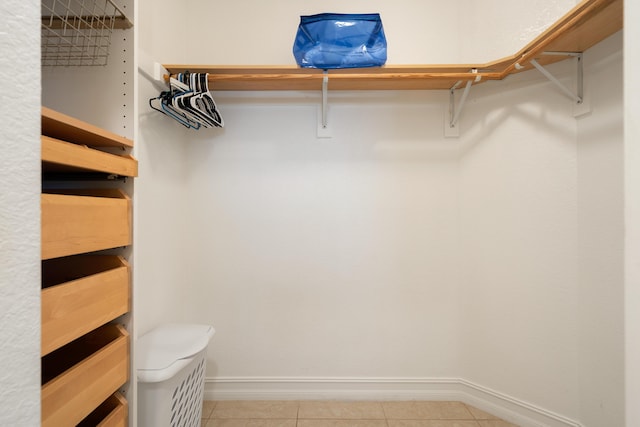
449, 80, 472, 128
322, 70, 329, 128
449, 69, 479, 129
316, 70, 332, 138
527, 52, 583, 104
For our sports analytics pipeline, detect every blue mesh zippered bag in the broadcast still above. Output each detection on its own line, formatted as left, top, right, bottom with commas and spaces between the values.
293, 13, 387, 69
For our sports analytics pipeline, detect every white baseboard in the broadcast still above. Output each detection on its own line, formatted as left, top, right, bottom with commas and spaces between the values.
203, 377, 583, 427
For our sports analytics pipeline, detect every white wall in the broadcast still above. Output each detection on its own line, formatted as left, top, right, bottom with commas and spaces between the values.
456, 31, 624, 426
458, 0, 577, 63
457, 62, 581, 419
0, 1, 41, 426
576, 32, 624, 427
134, 94, 192, 335
184, 0, 463, 64
625, 1, 640, 426
184, 91, 461, 381
136, 1, 625, 425
173, 0, 463, 393
136, 0, 192, 335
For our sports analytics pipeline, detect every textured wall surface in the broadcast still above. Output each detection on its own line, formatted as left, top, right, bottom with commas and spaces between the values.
182, 0, 463, 64
136, 0, 192, 336
625, 1, 640, 426
0, 1, 41, 426
576, 32, 624, 427
457, 62, 581, 418
137, 1, 625, 425
458, 0, 577, 62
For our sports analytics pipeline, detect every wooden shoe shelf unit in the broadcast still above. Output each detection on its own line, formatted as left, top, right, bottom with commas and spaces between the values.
163, 0, 622, 92
40, 106, 137, 427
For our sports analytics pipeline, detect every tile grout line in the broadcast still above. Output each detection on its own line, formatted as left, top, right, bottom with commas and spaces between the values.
201, 401, 510, 425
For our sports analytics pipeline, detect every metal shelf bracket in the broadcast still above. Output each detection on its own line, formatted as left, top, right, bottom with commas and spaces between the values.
317, 70, 332, 138
322, 70, 329, 128
520, 52, 583, 104
449, 69, 480, 129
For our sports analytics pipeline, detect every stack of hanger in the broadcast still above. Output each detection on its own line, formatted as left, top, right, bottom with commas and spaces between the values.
150, 72, 224, 129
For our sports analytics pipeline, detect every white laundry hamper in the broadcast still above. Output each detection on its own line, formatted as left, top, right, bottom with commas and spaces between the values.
136, 324, 215, 427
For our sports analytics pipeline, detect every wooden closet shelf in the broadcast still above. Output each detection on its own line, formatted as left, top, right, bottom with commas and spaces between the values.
42, 255, 130, 356
77, 393, 128, 427
42, 107, 134, 148
163, 66, 503, 91
41, 324, 129, 427
41, 189, 132, 260
163, 0, 622, 91
42, 136, 138, 177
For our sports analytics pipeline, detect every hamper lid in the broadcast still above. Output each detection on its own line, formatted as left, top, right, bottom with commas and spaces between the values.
136, 323, 215, 383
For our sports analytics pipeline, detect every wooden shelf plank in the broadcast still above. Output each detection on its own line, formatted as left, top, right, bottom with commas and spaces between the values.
41, 255, 130, 356
77, 393, 128, 427
41, 324, 129, 427
42, 136, 138, 177
41, 190, 132, 260
163, 0, 621, 91
163, 65, 498, 91
42, 107, 134, 149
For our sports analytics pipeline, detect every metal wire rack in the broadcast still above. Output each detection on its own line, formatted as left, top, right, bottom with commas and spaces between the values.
41, 0, 132, 67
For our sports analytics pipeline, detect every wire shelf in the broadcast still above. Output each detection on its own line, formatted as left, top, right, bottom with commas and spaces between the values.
41, 0, 132, 67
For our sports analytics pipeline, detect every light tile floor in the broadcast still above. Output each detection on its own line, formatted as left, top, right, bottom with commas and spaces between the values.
200, 401, 520, 427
